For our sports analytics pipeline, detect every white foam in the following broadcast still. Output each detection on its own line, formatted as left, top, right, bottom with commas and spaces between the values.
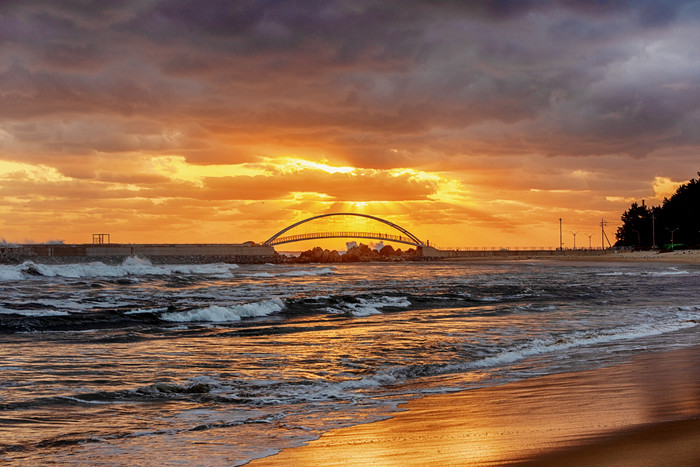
648, 269, 690, 276
283, 267, 335, 277
36, 299, 92, 311
457, 307, 700, 371
326, 296, 411, 317
0, 307, 70, 317
0, 266, 24, 281
124, 307, 169, 315
160, 299, 285, 322
249, 272, 274, 278
1, 257, 240, 280
245, 268, 335, 279
597, 268, 690, 277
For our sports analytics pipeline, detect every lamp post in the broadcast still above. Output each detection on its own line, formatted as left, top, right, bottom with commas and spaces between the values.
569, 231, 579, 249
666, 227, 679, 250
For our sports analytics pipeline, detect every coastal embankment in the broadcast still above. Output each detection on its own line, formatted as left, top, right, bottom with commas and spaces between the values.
0, 243, 275, 264
3, 241, 697, 265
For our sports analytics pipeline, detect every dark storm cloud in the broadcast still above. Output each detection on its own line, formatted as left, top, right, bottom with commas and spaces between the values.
2, 0, 700, 174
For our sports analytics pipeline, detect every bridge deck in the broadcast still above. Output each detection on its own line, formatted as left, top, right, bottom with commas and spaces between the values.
267, 231, 422, 247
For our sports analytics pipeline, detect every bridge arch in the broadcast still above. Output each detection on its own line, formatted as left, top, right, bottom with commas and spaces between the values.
263, 213, 426, 247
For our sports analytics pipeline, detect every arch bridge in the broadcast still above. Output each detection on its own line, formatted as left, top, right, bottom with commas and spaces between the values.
263, 213, 426, 248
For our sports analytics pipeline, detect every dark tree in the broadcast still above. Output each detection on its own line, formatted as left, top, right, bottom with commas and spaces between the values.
616, 171, 700, 249
615, 202, 653, 247
656, 172, 700, 247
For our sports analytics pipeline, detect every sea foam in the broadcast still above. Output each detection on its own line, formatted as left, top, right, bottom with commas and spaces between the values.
0, 257, 239, 280
0, 307, 70, 317
457, 306, 700, 371
160, 298, 285, 322
326, 296, 411, 317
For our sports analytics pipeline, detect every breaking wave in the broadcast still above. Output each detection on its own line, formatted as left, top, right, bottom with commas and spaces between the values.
160, 299, 286, 322
0, 257, 239, 281
247, 267, 336, 278
325, 296, 411, 316
450, 305, 700, 372
596, 268, 690, 277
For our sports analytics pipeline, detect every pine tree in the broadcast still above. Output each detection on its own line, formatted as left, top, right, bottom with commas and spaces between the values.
616, 172, 699, 249
615, 202, 653, 247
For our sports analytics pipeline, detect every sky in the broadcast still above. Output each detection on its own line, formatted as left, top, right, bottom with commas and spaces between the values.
1, 0, 699, 249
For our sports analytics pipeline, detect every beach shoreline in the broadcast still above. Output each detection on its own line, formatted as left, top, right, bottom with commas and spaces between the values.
554, 248, 700, 264
433, 248, 700, 264
252, 344, 700, 466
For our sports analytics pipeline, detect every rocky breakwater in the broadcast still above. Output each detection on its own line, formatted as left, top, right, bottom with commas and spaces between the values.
277, 243, 421, 263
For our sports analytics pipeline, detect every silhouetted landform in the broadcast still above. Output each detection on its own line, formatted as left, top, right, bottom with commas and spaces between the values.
277, 243, 421, 263
616, 171, 699, 249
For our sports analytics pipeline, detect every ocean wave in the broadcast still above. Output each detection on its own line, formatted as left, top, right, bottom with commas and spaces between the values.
361, 306, 700, 387
283, 267, 335, 277
246, 267, 336, 279
0, 257, 239, 280
597, 268, 690, 277
160, 299, 285, 322
647, 269, 691, 276
0, 267, 24, 281
0, 307, 70, 317
124, 307, 170, 315
457, 306, 700, 371
325, 296, 411, 317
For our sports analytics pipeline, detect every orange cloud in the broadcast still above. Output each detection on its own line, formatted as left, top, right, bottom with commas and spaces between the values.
1, 1, 699, 247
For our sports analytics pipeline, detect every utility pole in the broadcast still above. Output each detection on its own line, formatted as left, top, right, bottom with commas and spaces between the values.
600, 218, 611, 252
559, 218, 563, 251
652, 212, 656, 248
601, 218, 605, 251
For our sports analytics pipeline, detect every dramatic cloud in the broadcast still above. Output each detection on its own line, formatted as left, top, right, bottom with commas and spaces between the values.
1, 0, 699, 246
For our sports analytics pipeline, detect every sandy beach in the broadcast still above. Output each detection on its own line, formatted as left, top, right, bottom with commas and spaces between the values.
253, 344, 700, 466
559, 248, 700, 264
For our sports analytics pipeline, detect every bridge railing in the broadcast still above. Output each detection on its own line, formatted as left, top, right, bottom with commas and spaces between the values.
267, 231, 421, 247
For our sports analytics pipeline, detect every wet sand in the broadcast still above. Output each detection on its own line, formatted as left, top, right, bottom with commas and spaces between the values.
252, 345, 700, 466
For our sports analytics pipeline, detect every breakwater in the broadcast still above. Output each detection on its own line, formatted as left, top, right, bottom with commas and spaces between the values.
1, 243, 275, 264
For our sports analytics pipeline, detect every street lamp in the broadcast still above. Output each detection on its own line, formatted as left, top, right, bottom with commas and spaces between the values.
569, 231, 579, 249
666, 227, 679, 250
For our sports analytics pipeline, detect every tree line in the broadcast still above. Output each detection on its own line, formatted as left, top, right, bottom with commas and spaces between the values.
615, 171, 699, 249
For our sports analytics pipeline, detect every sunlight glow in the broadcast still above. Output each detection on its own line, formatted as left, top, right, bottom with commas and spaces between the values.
605, 196, 635, 203
529, 189, 576, 193
149, 156, 264, 185
0, 160, 72, 183
652, 176, 681, 200
261, 157, 356, 174
290, 192, 332, 201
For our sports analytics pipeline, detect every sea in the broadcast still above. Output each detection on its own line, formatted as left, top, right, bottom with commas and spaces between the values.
1, 256, 698, 465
